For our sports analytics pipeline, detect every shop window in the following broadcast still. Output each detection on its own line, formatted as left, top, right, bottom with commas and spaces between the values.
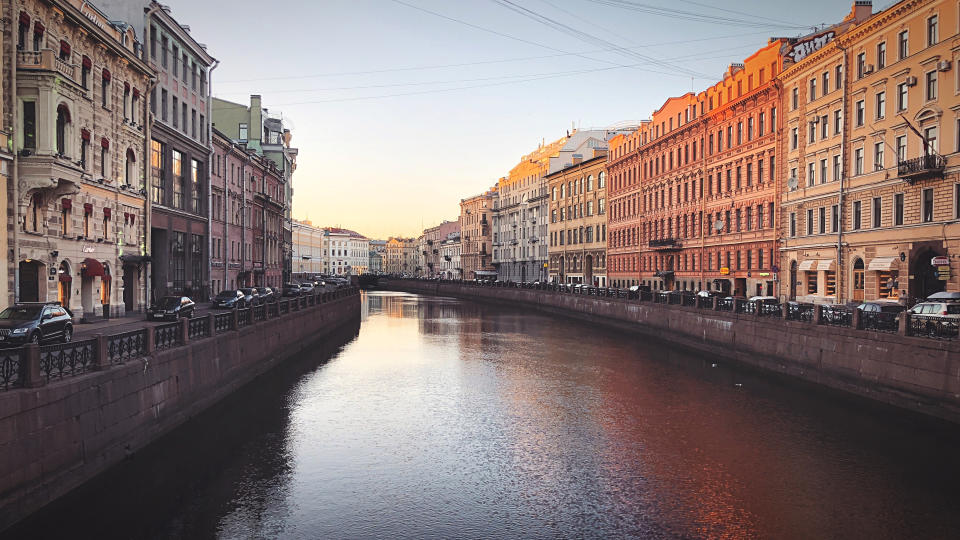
825, 271, 836, 297
878, 271, 899, 299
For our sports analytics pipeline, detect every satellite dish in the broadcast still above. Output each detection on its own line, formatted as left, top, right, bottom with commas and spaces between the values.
713, 220, 725, 231
788, 176, 799, 190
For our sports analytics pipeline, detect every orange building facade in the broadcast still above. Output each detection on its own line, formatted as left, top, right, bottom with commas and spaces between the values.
608, 41, 784, 296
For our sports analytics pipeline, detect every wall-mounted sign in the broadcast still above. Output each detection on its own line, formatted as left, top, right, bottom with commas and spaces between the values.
759, 272, 771, 277
720, 267, 730, 275
931, 256, 949, 266
783, 30, 836, 63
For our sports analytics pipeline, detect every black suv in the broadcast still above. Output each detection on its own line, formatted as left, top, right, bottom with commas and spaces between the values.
0, 303, 74, 346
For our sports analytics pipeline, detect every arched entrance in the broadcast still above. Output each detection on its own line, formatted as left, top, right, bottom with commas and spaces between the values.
18, 260, 43, 302
585, 254, 594, 285
80, 258, 105, 317
852, 258, 865, 301
558, 256, 565, 283
911, 248, 945, 301
58, 261, 72, 309
789, 260, 798, 300
520, 264, 527, 283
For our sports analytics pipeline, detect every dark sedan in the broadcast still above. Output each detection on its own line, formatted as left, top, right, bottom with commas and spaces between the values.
0, 303, 74, 346
282, 283, 301, 297
857, 301, 906, 331
257, 287, 275, 303
147, 296, 196, 321
240, 288, 260, 306
212, 290, 246, 309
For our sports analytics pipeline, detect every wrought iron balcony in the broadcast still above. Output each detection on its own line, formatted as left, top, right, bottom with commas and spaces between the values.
649, 237, 681, 250
898, 154, 945, 182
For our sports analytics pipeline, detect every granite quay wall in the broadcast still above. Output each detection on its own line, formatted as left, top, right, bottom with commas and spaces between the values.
384, 280, 960, 424
0, 288, 361, 532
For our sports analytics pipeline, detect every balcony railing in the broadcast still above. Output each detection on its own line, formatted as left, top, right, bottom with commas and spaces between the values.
18, 49, 77, 82
898, 154, 945, 182
649, 238, 681, 250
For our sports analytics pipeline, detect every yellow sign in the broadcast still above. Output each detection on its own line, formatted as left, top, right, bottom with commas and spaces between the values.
937, 266, 951, 273
720, 267, 730, 275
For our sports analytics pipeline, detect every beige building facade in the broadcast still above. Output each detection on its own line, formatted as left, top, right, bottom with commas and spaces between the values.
9, 0, 153, 319
385, 237, 416, 275
780, 0, 959, 305
459, 187, 495, 280
547, 154, 609, 285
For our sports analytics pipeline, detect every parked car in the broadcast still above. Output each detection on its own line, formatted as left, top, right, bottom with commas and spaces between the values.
147, 296, 195, 321
282, 283, 302, 297
909, 301, 960, 318
748, 296, 779, 305
240, 288, 260, 306
212, 289, 246, 309
0, 303, 73, 345
925, 291, 960, 302
697, 290, 725, 299
257, 287, 275, 303
857, 301, 906, 331
909, 300, 960, 336
299, 282, 315, 295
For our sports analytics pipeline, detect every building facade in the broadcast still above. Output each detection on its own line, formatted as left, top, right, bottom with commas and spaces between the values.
291, 219, 324, 278
546, 130, 625, 286
608, 40, 783, 297
438, 233, 461, 279
385, 237, 416, 275
420, 220, 459, 278
459, 188, 495, 280
322, 228, 369, 275
95, 0, 216, 303
212, 95, 297, 283
492, 136, 567, 283
780, 0, 959, 304
9, 0, 153, 318
369, 239, 385, 273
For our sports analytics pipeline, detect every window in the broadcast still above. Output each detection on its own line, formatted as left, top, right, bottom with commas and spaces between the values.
172, 97, 178, 128
807, 208, 814, 235
835, 64, 842, 90
61, 206, 70, 236
857, 52, 866, 78
956, 184, 960, 220
809, 121, 817, 143
922, 188, 934, 222
182, 53, 189, 83
877, 41, 886, 69
898, 30, 909, 60
875, 91, 885, 119
80, 136, 88, 170
924, 126, 938, 153
894, 193, 904, 225
191, 62, 197, 90
161, 89, 168, 121
55, 104, 69, 156
831, 205, 839, 233
834, 110, 841, 135
791, 127, 798, 149
748, 117, 754, 140
182, 103, 187, 134
101, 72, 110, 108
161, 36, 168, 67
151, 140, 164, 204
854, 147, 864, 175
792, 87, 798, 109
191, 109, 197, 138
172, 150, 184, 209
125, 149, 135, 187
833, 155, 841, 181
821, 115, 828, 139
123, 85, 129, 120
808, 162, 816, 187
191, 159, 201, 213
819, 207, 826, 234
896, 135, 906, 163
855, 99, 865, 126
810, 77, 817, 101
81, 57, 90, 89
758, 112, 765, 136
172, 45, 179, 77
927, 15, 938, 46
239, 123, 248, 142
925, 70, 937, 101
820, 159, 827, 184
874, 142, 884, 171
872, 197, 882, 228
758, 159, 764, 184
853, 200, 862, 230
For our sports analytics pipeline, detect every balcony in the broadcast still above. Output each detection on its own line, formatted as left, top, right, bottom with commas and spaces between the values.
18, 49, 77, 83
649, 238, 682, 251
898, 154, 945, 183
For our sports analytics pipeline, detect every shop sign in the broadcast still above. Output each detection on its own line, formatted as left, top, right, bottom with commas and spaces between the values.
931, 256, 949, 266
937, 266, 951, 273
759, 272, 770, 277
720, 267, 730, 275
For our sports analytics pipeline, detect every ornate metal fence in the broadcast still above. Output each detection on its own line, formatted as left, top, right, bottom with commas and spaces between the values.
188, 316, 211, 339
214, 312, 233, 333
237, 308, 252, 327
787, 303, 815, 322
909, 315, 959, 339
862, 311, 900, 333
0, 349, 22, 390
820, 305, 853, 327
39, 339, 96, 380
252, 304, 267, 322
107, 329, 148, 364
758, 303, 782, 317
154, 322, 182, 350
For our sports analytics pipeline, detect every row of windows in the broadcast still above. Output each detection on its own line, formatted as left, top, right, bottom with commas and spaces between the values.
609, 248, 775, 274
550, 225, 606, 247
150, 140, 204, 214
149, 26, 207, 94
550, 172, 605, 200
550, 198, 605, 222
150, 88, 206, 143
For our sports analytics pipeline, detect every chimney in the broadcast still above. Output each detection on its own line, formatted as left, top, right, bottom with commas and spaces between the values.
851, 1, 872, 22
249, 95, 262, 148
572, 154, 583, 165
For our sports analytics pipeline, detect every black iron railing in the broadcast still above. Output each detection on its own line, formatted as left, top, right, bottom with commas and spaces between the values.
40, 339, 96, 380
107, 329, 147, 364
862, 311, 899, 333
0, 349, 22, 390
909, 314, 958, 339
214, 312, 233, 333
188, 316, 210, 339
820, 305, 853, 327
898, 154, 945, 179
154, 322, 182, 350
237, 308, 252, 327
787, 303, 815, 322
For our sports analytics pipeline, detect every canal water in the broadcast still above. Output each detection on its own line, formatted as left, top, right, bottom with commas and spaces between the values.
7, 291, 960, 539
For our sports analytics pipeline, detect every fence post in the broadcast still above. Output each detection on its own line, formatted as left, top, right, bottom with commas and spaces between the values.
207, 313, 216, 335
231, 308, 240, 330
180, 317, 190, 344
712, 296, 720, 311
93, 334, 109, 370
812, 305, 823, 325
899, 311, 910, 336
851, 308, 862, 330
146, 326, 156, 353
21, 344, 45, 388
781, 302, 789, 320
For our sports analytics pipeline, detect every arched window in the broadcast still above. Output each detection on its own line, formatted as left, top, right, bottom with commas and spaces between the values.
125, 148, 136, 186
56, 104, 70, 156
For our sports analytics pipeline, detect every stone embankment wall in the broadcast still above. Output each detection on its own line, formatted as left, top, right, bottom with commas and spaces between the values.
386, 281, 960, 424
0, 290, 360, 531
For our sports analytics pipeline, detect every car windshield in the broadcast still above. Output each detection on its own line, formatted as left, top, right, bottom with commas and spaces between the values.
240, 289, 255, 295
216, 291, 237, 299
157, 297, 180, 309
0, 306, 43, 320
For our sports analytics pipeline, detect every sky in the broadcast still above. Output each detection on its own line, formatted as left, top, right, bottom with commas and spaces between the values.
165, 0, 865, 239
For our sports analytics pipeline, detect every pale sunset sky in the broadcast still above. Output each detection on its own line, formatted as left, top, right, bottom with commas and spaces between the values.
166, 0, 861, 239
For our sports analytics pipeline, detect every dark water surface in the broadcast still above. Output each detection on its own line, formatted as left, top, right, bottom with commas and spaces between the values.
8, 291, 960, 539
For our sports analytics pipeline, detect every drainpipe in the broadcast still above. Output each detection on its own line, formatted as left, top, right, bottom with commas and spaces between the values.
772, 77, 784, 301
11, 0, 20, 303
205, 58, 219, 297
699, 114, 707, 292
837, 45, 849, 304
143, 2, 165, 308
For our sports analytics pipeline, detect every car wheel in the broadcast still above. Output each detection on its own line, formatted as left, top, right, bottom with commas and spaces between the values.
62, 326, 73, 343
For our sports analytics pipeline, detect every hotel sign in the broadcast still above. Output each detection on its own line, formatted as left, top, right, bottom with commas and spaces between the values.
784, 31, 836, 63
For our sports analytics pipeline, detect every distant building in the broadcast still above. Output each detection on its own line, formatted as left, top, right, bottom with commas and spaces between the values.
385, 237, 417, 274
420, 220, 460, 278
460, 188, 496, 280
438, 233, 462, 279
322, 228, 369, 275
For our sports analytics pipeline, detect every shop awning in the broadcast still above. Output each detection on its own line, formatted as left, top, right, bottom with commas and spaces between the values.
867, 256, 899, 272
81, 258, 105, 278
816, 259, 836, 271
798, 259, 817, 271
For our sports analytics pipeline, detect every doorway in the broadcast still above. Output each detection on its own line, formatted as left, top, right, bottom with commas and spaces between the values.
58, 261, 72, 309
18, 260, 42, 302
123, 264, 137, 312
789, 261, 798, 300
585, 254, 594, 285
911, 248, 945, 301
852, 258, 865, 301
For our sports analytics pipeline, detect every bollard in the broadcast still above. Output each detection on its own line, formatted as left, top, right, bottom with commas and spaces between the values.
22, 343, 45, 388
899, 311, 910, 336
93, 334, 109, 370
180, 317, 190, 344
